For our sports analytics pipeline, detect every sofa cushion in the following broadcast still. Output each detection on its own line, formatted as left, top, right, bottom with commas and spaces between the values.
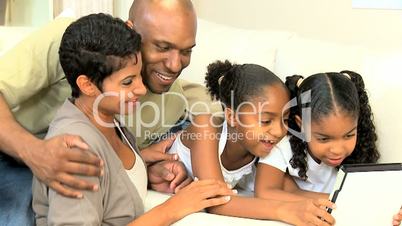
360, 50, 402, 163
180, 19, 294, 84
274, 35, 366, 80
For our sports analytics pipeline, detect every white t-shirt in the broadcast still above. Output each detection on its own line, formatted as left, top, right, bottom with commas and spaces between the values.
168, 122, 256, 191
259, 136, 337, 193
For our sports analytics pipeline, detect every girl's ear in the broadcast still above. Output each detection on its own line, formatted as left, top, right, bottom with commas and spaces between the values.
225, 108, 237, 127
295, 115, 302, 128
76, 75, 98, 97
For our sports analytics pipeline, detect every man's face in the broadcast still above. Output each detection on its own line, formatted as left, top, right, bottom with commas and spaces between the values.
134, 7, 196, 94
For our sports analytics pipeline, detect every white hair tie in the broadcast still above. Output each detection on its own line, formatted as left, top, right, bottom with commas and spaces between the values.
342, 72, 351, 80
218, 75, 225, 85
296, 78, 304, 87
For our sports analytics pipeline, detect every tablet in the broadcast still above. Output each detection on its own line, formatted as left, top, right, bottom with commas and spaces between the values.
328, 163, 402, 226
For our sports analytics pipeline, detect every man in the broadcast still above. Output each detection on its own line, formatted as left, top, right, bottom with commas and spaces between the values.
0, 0, 218, 225
126, 0, 225, 193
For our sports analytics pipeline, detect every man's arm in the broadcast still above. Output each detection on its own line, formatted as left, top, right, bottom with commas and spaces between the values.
0, 17, 105, 197
0, 94, 103, 198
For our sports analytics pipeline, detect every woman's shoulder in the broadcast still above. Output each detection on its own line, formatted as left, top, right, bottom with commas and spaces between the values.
46, 100, 109, 156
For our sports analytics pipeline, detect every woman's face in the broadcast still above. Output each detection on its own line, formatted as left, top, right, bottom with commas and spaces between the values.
95, 53, 146, 116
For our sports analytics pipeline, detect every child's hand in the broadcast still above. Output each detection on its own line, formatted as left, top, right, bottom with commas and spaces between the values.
280, 198, 336, 226
163, 178, 236, 222
393, 208, 402, 226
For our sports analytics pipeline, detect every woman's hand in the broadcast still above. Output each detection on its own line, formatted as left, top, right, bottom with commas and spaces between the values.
162, 178, 236, 222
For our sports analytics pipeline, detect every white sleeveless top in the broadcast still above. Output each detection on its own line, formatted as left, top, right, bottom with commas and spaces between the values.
169, 121, 256, 190
114, 120, 148, 202
259, 136, 337, 193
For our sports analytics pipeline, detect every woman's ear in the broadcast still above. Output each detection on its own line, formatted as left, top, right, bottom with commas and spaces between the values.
76, 75, 98, 97
225, 108, 237, 127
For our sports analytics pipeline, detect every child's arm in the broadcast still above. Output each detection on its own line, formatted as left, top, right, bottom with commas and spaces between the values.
255, 136, 325, 201
255, 163, 308, 201
283, 174, 329, 200
206, 194, 336, 225
181, 116, 336, 224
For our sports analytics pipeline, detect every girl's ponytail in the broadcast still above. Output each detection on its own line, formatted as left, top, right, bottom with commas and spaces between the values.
341, 70, 380, 163
285, 75, 304, 132
205, 60, 284, 110
285, 75, 303, 100
205, 60, 234, 103
285, 75, 309, 180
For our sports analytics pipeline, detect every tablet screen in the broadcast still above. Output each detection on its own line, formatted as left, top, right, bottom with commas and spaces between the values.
328, 163, 402, 225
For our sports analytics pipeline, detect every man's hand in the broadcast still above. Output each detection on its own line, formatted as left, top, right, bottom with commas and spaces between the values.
147, 160, 192, 194
24, 134, 103, 198
140, 134, 179, 164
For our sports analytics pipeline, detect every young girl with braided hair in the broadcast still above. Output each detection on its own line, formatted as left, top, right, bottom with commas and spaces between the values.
256, 70, 402, 225
256, 70, 380, 200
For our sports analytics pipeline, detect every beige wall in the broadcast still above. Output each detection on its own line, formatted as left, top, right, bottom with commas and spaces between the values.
6, 0, 117, 27
114, 0, 132, 20
7, 0, 51, 26
193, 0, 402, 50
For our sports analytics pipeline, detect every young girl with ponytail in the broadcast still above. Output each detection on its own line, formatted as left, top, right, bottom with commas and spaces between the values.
255, 71, 380, 200
168, 60, 337, 225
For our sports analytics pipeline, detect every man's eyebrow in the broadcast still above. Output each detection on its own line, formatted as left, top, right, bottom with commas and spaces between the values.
154, 40, 196, 50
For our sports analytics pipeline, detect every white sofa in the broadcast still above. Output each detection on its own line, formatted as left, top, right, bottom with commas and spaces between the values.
1, 18, 401, 225
181, 18, 402, 164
